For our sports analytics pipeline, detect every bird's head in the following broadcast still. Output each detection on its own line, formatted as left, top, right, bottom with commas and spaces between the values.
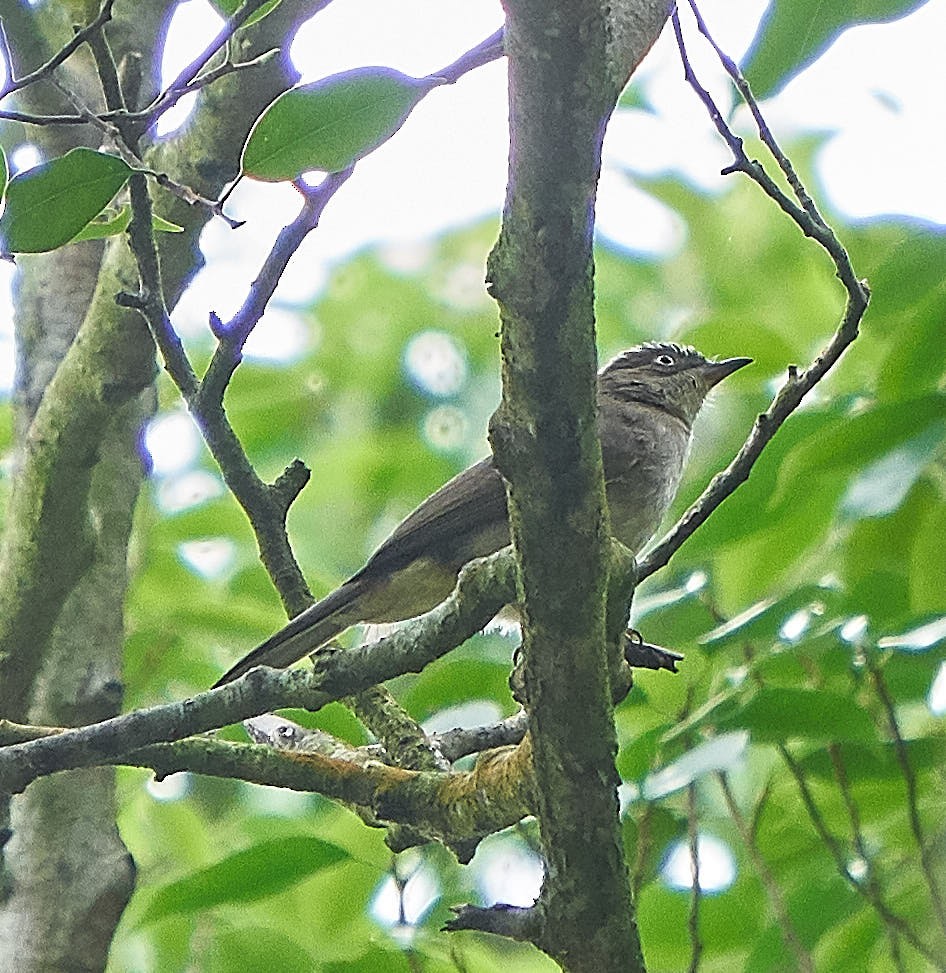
598, 342, 751, 426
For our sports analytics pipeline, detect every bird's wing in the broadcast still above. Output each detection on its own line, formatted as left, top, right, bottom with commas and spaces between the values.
355, 457, 510, 578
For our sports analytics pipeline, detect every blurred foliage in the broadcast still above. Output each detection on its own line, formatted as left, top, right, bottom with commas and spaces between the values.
101, 139, 946, 967
742, 0, 931, 97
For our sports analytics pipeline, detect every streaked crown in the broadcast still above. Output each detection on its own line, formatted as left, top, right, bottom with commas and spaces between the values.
598, 342, 750, 426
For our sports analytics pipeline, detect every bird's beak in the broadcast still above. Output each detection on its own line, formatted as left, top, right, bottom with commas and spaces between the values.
701, 356, 752, 388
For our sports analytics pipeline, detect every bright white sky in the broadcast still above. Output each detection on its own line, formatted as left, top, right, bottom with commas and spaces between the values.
1, 0, 944, 381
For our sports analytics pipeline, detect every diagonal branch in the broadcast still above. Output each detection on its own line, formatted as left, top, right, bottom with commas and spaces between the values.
0, 0, 116, 100
636, 8, 870, 583
0, 549, 517, 794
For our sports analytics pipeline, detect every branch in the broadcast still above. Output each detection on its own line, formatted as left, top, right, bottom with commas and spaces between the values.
0, 0, 116, 100
635, 8, 870, 582
241, 704, 530, 766
197, 167, 354, 408
0, 108, 87, 125
424, 27, 505, 85
435, 710, 529, 762
866, 653, 946, 936
116, 14, 511, 777
200, 24, 507, 409
122, 734, 532, 850
717, 771, 814, 973
0, 549, 517, 794
133, 0, 290, 132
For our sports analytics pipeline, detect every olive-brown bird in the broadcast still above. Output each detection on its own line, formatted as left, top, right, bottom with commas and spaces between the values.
214, 342, 749, 686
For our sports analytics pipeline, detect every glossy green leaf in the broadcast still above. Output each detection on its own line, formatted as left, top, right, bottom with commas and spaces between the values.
139, 835, 353, 923
0, 147, 132, 254
720, 687, 877, 742
68, 205, 184, 243
744, 0, 930, 97
242, 68, 431, 180
208, 0, 281, 27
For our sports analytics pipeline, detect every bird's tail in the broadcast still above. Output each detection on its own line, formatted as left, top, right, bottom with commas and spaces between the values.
212, 578, 366, 687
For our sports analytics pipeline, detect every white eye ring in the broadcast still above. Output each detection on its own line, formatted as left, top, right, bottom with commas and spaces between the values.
654, 354, 675, 367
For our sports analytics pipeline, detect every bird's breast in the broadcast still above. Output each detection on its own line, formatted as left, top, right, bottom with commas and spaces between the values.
600, 402, 691, 554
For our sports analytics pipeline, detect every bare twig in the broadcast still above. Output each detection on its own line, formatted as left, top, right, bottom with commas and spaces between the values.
637, 9, 870, 582
686, 780, 703, 973
148, 169, 245, 228
828, 744, 907, 970
717, 772, 814, 973
136, 0, 279, 130
424, 28, 505, 86
0, 108, 87, 126
435, 710, 529, 762
0, 0, 116, 100
685, 0, 821, 225
779, 743, 943, 969
175, 47, 281, 99
197, 166, 354, 408
866, 652, 946, 935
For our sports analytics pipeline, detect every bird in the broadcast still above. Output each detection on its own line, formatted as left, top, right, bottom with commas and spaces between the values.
214, 342, 750, 686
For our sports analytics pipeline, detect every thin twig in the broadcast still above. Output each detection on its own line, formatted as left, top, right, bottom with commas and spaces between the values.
176, 47, 281, 99
779, 743, 943, 969
717, 772, 814, 973
685, 0, 822, 226
424, 28, 505, 86
686, 780, 703, 973
0, 0, 116, 99
828, 744, 906, 972
197, 166, 353, 409
136, 0, 277, 130
638, 10, 870, 582
434, 710, 529, 762
866, 651, 946, 935
0, 108, 87, 126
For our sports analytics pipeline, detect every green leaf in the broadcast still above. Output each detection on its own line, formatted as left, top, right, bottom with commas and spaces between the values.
242, 68, 432, 181
139, 835, 353, 924
323, 946, 414, 973
642, 731, 749, 798
207, 926, 316, 973
209, 0, 282, 27
840, 421, 944, 519
719, 687, 877, 743
68, 205, 184, 243
698, 583, 838, 650
771, 396, 946, 511
797, 737, 944, 782
744, 0, 930, 97
0, 147, 132, 254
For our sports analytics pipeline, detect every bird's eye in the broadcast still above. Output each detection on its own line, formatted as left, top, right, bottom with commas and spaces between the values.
654, 354, 675, 367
